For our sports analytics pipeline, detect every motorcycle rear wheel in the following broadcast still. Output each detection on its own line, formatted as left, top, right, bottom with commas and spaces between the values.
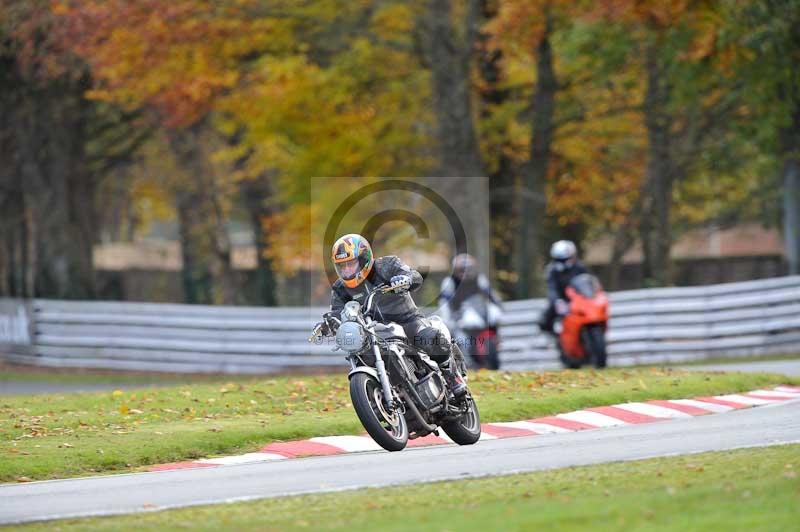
485, 337, 501, 370
441, 395, 481, 445
349, 373, 408, 451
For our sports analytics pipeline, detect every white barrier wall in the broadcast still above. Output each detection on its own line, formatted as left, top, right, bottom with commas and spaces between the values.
499, 275, 800, 370
2, 276, 799, 373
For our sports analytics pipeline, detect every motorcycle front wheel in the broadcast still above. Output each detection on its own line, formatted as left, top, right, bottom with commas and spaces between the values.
558, 343, 583, 369
441, 395, 481, 445
349, 373, 408, 451
584, 324, 608, 368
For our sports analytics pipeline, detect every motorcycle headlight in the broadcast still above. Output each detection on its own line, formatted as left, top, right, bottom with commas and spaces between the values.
336, 321, 366, 352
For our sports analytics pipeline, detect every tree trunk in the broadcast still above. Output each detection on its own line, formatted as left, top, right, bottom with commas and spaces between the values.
479, 0, 516, 295
515, 14, 556, 298
640, 44, 675, 287
174, 188, 212, 304
607, 217, 638, 291
205, 176, 239, 305
421, 0, 484, 178
781, 104, 800, 275
13, 75, 97, 299
167, 126, 239, 305
418, 0, 491, 276
785, 158, 800, 274
240, 177, 278, 306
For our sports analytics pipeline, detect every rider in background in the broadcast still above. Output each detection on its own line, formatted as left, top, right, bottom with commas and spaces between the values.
439, 253, 502, 326
323, 233, 467, 396
537, 240, 589, 335
439, 253, 503, 367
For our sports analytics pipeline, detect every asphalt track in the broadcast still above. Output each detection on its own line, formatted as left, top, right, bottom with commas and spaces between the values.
1, 399, 798, 525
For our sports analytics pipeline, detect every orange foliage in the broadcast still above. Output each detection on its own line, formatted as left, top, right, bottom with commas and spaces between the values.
55, 0, 285, 127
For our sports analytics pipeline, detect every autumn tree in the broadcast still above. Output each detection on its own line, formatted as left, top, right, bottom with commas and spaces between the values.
720, 0, 800, 274
0, 0, 100, 298
488, 1, 572, 297
587, 0, 742, 286
485, 1, 645, 294
56, 0, 291, 303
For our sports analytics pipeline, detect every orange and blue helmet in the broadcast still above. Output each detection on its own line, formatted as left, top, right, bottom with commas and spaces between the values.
332, 234, 374, 288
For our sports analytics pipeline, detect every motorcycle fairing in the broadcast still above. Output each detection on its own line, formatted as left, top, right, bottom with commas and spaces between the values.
560, 286, 609, 359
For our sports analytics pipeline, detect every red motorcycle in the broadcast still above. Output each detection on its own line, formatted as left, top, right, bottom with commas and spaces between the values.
554, 274, 609, 369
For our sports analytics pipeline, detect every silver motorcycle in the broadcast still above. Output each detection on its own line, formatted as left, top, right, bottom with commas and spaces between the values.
310, 284, 482, 451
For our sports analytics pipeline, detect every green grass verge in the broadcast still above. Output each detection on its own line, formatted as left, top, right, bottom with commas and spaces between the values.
0, 364, 248, 385
11, 444, 800, 531
1, 368, 796, 483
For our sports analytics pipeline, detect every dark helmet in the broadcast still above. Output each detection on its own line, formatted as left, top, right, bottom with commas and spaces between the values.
451, 253, 477, 281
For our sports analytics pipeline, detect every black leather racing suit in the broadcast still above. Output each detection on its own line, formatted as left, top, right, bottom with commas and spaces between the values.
538, 260, 589, 333
330, 256, 451, 364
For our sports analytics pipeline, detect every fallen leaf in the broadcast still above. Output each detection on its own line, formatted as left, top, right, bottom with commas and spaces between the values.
16, 477, 32, 483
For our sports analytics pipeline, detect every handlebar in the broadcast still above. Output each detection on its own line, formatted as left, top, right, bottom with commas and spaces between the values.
308, 322, 324, 342
364, 284, 396, 315
309, 284, 400, 341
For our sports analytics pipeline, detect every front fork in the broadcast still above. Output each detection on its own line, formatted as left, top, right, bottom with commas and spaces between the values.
373, 343, 395, 408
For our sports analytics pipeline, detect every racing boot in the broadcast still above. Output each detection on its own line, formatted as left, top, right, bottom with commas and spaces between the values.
441, 361, 468, 398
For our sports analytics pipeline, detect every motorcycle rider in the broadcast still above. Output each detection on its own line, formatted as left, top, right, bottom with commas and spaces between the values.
537, 240, 589, 335
439, 253, 502, 366
317, 233, 467, 396
439, 253, 502, 317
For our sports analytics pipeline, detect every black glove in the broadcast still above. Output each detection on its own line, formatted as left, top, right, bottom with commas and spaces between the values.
390, 274, 412, 293
318, 320, 333, 336
311, 316, 335, 340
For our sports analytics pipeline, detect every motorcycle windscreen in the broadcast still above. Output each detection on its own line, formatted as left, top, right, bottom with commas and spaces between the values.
569, 274, 602, 298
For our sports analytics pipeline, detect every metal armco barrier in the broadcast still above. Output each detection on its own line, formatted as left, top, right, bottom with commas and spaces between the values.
2, 276, 799, 373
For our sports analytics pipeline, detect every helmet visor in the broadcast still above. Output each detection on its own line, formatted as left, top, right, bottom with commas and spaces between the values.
335, 259, 360, 280
554, 256, 576, 271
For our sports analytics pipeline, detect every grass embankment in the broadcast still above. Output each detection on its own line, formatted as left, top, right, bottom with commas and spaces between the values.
0, 364, 256, 386
1, 368, 795, 482
11, 444, 800, 531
